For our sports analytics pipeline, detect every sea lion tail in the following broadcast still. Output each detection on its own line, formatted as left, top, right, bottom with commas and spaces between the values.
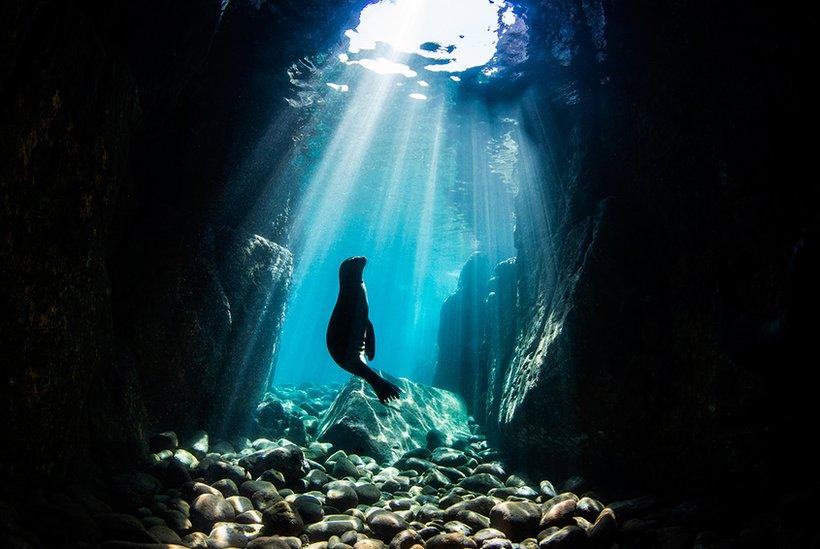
368, 373, 402, 404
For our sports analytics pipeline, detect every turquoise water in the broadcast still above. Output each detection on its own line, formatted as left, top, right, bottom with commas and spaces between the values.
272, 0, 525, 386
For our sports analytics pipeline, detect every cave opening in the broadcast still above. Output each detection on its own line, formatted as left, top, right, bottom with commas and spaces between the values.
4, 0, 816, 545
271, 0, 532, 389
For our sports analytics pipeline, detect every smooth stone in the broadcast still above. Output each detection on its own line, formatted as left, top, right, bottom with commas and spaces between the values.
457, 475, 504, 494
404, 457, 435, 471
238, 510, 264, 524
444, 521, 474, 535
212, 479, 239, 498
483, 539, 513, 549
430, 449, 468, 467
366, 510, 409, 542
416, 526, 440, 540
421, 469, 450, 489
537, 525, 585, 548
208, 522, 259, 548
306, 469, 331, 490
489, 501, 541, 541
185, 482, 221, 499
444, 497, 498, 519
228, 496, 255, 514
389, 529, 424, 549
191, 494, 235, 531
332, 457, 361, 479
340, 531, 360, 545
354, 540, 386, 549
261, 469, 288, 489
587, 508, 617, 547
416, 504, 444, 523
575, 497, 604, 522
426, 532, 477, 549
538, 481, 557, 500
539, 500, 576, 529
187, 431, 210, 458
253, 488, 285, 511
326, 482, 359, 511
241, 445, 309, 482
292, 495, 324, 524
262, 500, 304, 536
353, 483, 382, 505
473, 464, 506, 478
248, 536, 297, 549
305, 515, 364, 541
242, 480, 278, 498
182, 531, 209, 547
449, 510, 489, 533
175, 449, 200, 469
387, 499, 412, 512
473, 528, 507, 544
207, 462, 248, 486
437, 468, 466, 483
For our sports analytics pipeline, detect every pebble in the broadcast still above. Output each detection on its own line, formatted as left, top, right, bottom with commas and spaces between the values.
305, 515, 364, 541
538, 525, 585, 548
326, 481, 359, 511
389, 529, 424, 549
539, 499, 577, 529
262, 500, 304, 536
212, 478, 239, 498
366, 510, 408, 542
426, 532, 478, 549
489, 501, 541, 541
458, 474, 504, 493
191, 493, 236, 531
13, 388, 649, 549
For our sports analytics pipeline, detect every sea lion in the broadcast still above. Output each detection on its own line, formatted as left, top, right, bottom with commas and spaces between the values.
326, 256, 402, 403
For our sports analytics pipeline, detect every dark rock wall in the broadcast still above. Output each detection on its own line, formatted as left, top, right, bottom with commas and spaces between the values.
435, 0, 818, 489
0, 0, 361, 482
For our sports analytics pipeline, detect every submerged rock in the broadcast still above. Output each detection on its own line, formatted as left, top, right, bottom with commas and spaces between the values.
317, 378, 471, 464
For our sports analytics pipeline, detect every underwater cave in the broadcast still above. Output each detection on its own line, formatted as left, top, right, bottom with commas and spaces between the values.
0, 0, 817, 547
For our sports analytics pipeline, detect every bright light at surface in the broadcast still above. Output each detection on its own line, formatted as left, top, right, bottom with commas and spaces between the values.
326, 82, 349, 92
417, 80, 429, 87
346, 57, 417, 77
346, 0, 515, 73
408, 92, 427, 100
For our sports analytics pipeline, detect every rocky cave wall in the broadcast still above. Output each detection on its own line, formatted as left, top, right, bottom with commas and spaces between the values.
0, 0, 367, 483
435, 0, 818, 489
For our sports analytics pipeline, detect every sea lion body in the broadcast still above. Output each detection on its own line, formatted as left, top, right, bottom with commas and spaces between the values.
327, 256, 401, 403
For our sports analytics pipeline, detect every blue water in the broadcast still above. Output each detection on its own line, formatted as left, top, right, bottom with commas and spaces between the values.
271, 1, 524, 387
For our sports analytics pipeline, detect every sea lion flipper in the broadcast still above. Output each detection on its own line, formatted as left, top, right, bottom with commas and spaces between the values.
365, 319, 376, 360
368, 373, 401, 403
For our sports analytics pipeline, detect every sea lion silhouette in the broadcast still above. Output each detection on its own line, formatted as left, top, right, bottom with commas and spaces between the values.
327, 256, 402, 403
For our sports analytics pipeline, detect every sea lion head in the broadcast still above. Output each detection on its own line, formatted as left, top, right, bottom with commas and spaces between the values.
339, 255, 367, 284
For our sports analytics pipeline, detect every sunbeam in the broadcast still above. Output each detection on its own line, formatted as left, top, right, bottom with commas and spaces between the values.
272, 0, 523, 386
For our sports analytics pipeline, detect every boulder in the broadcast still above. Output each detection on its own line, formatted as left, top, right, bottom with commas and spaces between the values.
317, 378, 471, 464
